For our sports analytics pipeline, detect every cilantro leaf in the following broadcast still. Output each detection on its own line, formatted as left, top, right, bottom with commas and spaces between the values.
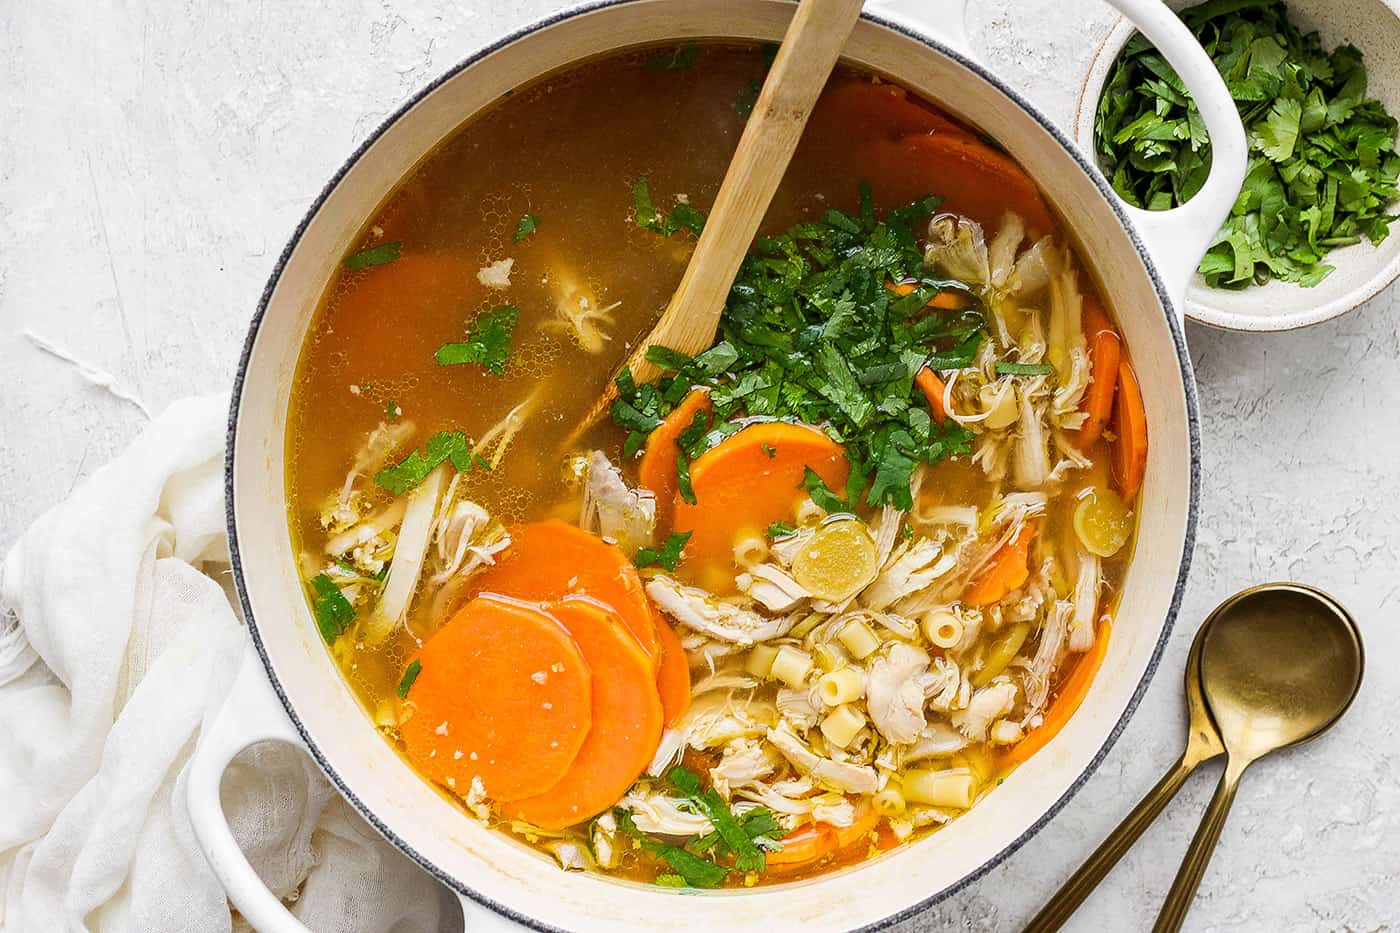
343, 241, 402, 270
803, 467, 850, 514
614, 808, 728, 889
767, 520, 797, 538
636, 531, 693, 572
373, 430, 476, 494
513, 214, 539, 241
632, 177, 707, 237
311, 573, 355, 643
669, 766, 767, 872
994, 360, 1055, 376
435, 305, 519, 375
396, 659, 422, 699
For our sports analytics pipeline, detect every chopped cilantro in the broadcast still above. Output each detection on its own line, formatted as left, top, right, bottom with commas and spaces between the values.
1095, 0, 1400, 288
653, 874, 688, 888
767, 520, 797, 538
610, 188, 981, 508
669, 766, 768, 872
614, 809, 727, 889
901, 521, 915, 541
343, 241, 402, 270
513, 214, 539, 241
632, 177, 707, 237
310, 573, 354, 643
994, 360, 1055, 376
396, 659, 422, 699
802, 467, 850, 514
385, 399, 400, 421
761, 442, 776, 458
435, 305, 519, 375
676, 451, 697, 505
642, 42, 699, 72
374, 430, 477, 494
635, 531, 693, 572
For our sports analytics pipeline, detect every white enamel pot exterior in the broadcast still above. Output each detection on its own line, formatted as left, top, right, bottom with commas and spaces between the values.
193, 2, 1246, 930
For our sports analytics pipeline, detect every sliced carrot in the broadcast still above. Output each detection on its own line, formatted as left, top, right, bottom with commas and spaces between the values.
766, 805, 878, 874
639, 388, 712, 531
1110, 360, 1148, 503
963, 525, 1036, 607
765, 822, 837, 873
915, 367, 949, 426
471, 520, 659, 662
1075, 296, 1122, 448
503, 597, 664, 829
671, 422, 849, 586
1001, 616, 1113, 769
400, 595, 592, 802
808, 81, 977, 144
865, 133, 1057, 235
653, 614, 692, 727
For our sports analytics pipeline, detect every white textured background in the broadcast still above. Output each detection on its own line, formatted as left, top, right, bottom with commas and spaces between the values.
1, 1, 1396, 930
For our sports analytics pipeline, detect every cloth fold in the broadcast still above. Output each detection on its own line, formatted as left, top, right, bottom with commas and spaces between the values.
0, 395, 456, 933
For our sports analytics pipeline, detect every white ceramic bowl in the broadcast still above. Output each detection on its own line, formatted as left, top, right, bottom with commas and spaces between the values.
1076, 0, 1400, 331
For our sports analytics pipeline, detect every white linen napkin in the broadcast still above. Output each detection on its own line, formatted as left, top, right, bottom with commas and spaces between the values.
0, 395, 458, 933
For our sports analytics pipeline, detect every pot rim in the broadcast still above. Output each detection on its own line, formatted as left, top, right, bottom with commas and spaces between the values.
224, 3, 1201, 929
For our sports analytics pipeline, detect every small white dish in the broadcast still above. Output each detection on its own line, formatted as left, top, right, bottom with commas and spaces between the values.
1075, 0, 1400, 331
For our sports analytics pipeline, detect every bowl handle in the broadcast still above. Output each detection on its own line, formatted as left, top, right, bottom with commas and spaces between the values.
1097, 0, 1247, 314
187, 641, 524, 932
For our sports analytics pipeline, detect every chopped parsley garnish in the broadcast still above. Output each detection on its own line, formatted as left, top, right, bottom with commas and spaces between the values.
669, 766, 769, 872
1095, 0, 1399, 288
396, 660, 422, 699
385, 399, 400, 421
373, 430, 477, 494
343, 241, 402, 270
611, 188, 983, 509
761, 442, 776, 458
767, 520, 797, 538
675, 451, 697, 505
635, 531, 693, 572
642, 42, 699, 72
513, 214, 539, 241
615, 809, 727, 889
435, 305, 519, 375
632, 177, 707, 237
310, 573, 355, 643
802, 467, 850, 514
994, 360, 1054, 376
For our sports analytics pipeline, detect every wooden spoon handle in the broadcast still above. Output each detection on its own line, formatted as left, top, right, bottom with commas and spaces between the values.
565, 0, 864, 447
627, 0, 867, 380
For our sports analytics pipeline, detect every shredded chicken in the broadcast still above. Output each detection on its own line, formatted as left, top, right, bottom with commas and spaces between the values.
646, 576, 796, 644
578, 451, 655, 554
477, 258, 514, 289
865, 643, 931, 744
738, 564, 810, 613
951, 681, 1018, 742
766, 723, 879, 795
862, 538, 956, 611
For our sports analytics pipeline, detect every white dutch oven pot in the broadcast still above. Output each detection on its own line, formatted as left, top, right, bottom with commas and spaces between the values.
192, 1, 1246, 930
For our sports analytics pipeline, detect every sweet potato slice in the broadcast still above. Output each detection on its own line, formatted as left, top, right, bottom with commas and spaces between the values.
808, 80, 976, 144
471, 519, 659, 661
1075, 296, 1122, 448
503, 598, 664, 829
671, 422, 849, 584
1111, 360, 1148, 503
654, 614, 692, 727
639, 388, 713, 532
399, 595, 592, 802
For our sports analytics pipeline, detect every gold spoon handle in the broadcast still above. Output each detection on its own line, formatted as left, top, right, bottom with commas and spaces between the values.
1023, 754, 1198, 933
1152, 761, 1245, 933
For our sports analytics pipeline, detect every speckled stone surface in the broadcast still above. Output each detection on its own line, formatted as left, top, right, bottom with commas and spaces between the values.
1, 1, 1396, 930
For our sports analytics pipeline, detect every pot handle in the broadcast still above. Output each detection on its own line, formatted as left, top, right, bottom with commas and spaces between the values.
1096, 0, 1247, 313
187, 641, 318, 933
188, 641, 523, 933
866, 0, 1247, 315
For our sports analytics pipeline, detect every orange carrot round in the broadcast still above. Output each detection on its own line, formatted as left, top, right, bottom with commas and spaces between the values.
1001, 616, 1113, 769
963, 525, 1036, 607
765, 822, 837, 873
809, 81, 976, 144
639, 388, 712, 531
671, 422, 849, 583
1110, 360, 1148, 503
653, 614, 692, 727
471, 519, 659, 662
1075, 296, 1122, 448
400, 595, 592, 802
503, 597, 664, 829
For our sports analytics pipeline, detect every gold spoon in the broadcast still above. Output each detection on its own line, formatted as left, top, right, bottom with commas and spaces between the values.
562, 0, 866, 450
1153, 583, 1363, 932
1023, 618, 1225, 933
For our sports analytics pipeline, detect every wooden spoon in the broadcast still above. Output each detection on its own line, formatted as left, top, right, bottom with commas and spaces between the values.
565, 0, 866, 447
